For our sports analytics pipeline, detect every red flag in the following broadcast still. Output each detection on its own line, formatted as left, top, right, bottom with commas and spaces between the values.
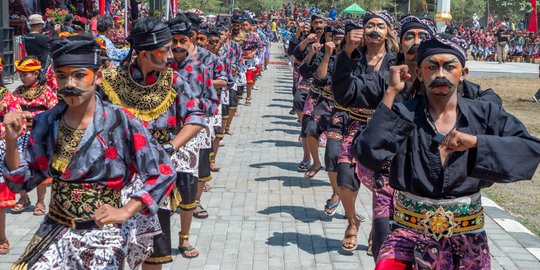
528, 0, 538, 32
99, 0, 105, 16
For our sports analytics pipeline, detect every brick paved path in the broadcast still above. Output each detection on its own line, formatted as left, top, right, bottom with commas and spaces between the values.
1, 46, 540, 269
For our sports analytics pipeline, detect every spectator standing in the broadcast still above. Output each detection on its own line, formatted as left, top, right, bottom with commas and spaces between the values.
496, 23, 511, 63
90, 10, 99, 36
95, 16, 130, 66
329, 6, 337, 20
23, 14, 58, 71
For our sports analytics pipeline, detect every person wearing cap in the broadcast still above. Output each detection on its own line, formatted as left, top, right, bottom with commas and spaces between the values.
299, 24, 345, 216
218, 22, 245, 136
331, 10, 399, 253
168, 13, 219, 259
96, 16, 131, 67
230, 15, 248, 103
100, 16, 207, 268
290, 14, 328, 176
3, 34, 176, 269
355, 34, 540, 269
204, 26, 235, 174
239, 17, 263, 106
23, 14, 59, 73
495, 23, 511, 63
0, 76, 24, 256
9, 56, 58, 217
62, 13, 75, 34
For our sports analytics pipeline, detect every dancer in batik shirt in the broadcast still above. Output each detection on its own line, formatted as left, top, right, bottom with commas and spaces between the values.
11, 56, 58, 217
219, 23, 244, 135
99, 17, 206, 268
168, 13, 220, 258
3, 34, 176, 270
0, 86, 23, 255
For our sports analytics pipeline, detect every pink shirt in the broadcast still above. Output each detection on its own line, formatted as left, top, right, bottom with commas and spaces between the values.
90, 18, 98, 36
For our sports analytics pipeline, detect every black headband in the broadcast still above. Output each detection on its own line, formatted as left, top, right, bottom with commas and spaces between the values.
416, 35, 467, 67
344, 20, 363, 33
51, 39, 101, 68
363, 11, 393, 28
169, 21, 192, 36
128, 24, 172, 51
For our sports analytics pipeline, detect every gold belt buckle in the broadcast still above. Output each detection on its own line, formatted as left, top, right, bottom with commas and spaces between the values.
420, 206, 459, 240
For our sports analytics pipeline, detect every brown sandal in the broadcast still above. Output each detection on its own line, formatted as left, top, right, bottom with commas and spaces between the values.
341, 219, 361, 252
178, 234, 199, 259
0, 240, 9, 255
11, 198, 31, 213
245, 97, 252, 106
33, 203, 46, 216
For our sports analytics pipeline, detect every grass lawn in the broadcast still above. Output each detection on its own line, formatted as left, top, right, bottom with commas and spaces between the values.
469, 77, 540, 236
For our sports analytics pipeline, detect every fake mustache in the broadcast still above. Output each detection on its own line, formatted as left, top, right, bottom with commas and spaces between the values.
367, 31, 382, 38
406, 45, 419, 55
314, 27, 324, 32
58, 87, 85, 96
172, 47, 187, 53
429, 77, 454, 89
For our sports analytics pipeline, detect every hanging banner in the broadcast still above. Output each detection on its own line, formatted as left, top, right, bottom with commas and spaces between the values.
528, 0, 538, 32
99, 0, 105, 16
171, 0, 178, 17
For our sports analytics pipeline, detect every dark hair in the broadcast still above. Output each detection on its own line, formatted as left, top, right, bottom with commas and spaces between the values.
92, 10, 100, 17
131, 16, 163, 36
97, 16, 114, 33
65, 13, 74, 22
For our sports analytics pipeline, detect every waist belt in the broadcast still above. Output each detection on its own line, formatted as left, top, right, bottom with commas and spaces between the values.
393, 191, 484, 240
315, 85, 334, 101
347, 108, 374, 125
49, 179, 121, 230
149, 128, 171, 145
334, 105, 349, 112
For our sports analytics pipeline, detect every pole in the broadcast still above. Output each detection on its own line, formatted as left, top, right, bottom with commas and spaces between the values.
408, 0, 411, 14
166, 0, 170, 20
125, 0, 128, 36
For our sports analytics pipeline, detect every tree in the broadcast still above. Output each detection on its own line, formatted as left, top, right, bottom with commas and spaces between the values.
491, 0, 532, 22
451, 0, 486, 25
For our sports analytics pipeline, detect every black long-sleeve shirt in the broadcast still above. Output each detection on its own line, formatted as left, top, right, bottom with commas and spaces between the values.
355, 95, 540, 199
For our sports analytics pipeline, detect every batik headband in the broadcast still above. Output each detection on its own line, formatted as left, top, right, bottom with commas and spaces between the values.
15, 58, 42, 72
416, 34, 468, 67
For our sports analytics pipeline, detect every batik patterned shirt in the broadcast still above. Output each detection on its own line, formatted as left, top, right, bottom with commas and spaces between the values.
170, 56, 220, 118
100, 64, 207, 145
2, 95, 176, 215
13, 82, 58, 120
0, 88, 23, 139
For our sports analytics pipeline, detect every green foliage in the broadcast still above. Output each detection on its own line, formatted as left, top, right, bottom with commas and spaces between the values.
451, 0, 486, 23
179, 0, 225, 14
491, 0, 532, 22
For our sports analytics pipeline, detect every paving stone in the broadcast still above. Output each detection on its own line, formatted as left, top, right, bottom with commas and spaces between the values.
1, 43, 539, 270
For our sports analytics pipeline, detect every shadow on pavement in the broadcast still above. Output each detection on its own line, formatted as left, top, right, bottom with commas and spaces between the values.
265, 128, 299, 135
258, 205, 330, 223
261, 114, 297, 120
254, 175, 330, 188
265, 231, 368, 254
268, 104, 293, 109
271, 121, 300, 127
272, 98, 293, 103
251, 139, 300, 147
250, 161, 299, 172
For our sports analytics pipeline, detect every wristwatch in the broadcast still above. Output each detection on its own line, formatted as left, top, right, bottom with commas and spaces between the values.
162, 143, 175, 155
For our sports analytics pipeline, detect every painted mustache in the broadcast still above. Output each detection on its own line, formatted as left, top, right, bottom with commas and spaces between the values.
315, 27, 324, 32
406, 45, 419, 55
367, 31, 382, 38
429, 77, 454, 89
58, 87, 85, 96
172, 47, 187, 53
